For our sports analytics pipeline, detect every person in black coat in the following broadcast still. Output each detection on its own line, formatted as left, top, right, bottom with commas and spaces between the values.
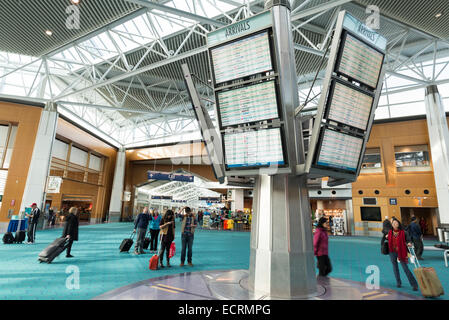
62, 207, 79, 258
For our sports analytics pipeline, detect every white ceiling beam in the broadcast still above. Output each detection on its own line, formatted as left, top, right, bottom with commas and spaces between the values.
124, 0, 227, 27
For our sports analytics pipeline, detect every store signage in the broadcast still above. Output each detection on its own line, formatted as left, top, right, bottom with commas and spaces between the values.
147, 171, 194, 182
46, 176, 62, 194
390, 198, 397, 205
207, 10, 272, 46
172, 200, 187, 203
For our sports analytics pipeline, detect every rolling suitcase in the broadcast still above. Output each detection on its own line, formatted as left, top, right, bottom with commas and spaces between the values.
408, 246, 444, 298
119, 231, 135, 252
15, 218, 26, 243
149, 237, 162, 270
143, 235, 150, 250
38, 237, 68, 263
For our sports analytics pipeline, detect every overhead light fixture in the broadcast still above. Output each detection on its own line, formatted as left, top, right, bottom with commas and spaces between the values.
45, 30, 53, 36
435, 12, 443, 18
71, 0, 80, 4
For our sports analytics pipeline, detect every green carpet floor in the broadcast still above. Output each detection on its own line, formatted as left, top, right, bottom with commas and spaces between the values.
0, 222, 447, 300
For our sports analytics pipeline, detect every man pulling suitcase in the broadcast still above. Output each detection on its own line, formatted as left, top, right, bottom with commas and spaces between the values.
38, 207, 79, 263
62, 207, 79, 258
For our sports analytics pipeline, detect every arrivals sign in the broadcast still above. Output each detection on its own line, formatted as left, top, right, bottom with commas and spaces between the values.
206, 9, 289, 175
304, 11, 387, 182
147, 171, 194, 182
207, 10, 272, 46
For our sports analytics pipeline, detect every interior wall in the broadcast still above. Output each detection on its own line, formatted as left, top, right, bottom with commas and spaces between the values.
352, 118, 438, 234
46, 118, 117, 221
0, 101, 42, 222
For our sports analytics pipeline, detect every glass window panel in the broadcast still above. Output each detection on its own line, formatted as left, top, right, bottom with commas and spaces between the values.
3, 126, 17, 169
52, 139, 69, 160
0, 170, 8, 196
69, 146, 88, 167
362, 148, 382, 168
88, 155, 102, 171
395, 146, 430, 168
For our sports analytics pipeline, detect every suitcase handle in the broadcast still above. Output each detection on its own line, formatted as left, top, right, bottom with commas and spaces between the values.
408, 245, 421, 268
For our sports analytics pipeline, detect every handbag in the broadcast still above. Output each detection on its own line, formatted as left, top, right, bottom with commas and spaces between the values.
169, 242, 176, 258
381, 239, 389, 255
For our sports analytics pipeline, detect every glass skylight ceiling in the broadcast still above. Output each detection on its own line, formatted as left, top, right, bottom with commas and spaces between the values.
0, 0, 448, 148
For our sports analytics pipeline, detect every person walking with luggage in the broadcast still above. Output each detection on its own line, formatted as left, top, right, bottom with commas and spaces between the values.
408, 216, 424, 260
386, 219, 418, 290
149, 209, 162, 253
180, 207, 197, 267
313, 217, 332, 277
159, 210, 175, 268
133, 207, 150, 255
62, 207, 79, 258
25, 203, 41, 244
47, 207, 56, 228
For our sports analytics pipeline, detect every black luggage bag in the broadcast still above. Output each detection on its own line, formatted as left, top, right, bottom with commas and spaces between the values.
119, 231, 135, 252
15, 231, 26, 244
3, 232, 14, 244
143, 237, 150, 250
38, 237, 68, 263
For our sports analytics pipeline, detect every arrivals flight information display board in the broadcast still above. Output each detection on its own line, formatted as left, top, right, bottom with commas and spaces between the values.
316, 128, 363, 172
210, 31, 272, 84
327, 81, 374, 130
217, 80, 279, 127
224, 128, 284, 168
337, 33, 384, 88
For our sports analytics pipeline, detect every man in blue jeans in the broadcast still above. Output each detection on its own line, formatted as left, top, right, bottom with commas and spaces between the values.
180, 207, 197, 267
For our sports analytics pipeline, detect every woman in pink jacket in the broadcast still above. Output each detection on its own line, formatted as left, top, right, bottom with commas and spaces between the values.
314, 217, 332, 277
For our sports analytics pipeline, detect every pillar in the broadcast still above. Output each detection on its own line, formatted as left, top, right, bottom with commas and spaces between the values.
345, 199, 354, 235
248, 0, 317, 298
108, 148, 126, 222
20, 103, 58, 229
424, 85, 449, 228
231, 189, 244, 212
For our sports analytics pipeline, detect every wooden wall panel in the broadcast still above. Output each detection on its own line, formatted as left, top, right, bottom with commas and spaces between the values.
0, 102, 42, 222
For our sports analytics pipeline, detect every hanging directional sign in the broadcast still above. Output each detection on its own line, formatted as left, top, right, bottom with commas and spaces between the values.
151, 195, 173, 200
147, 171, 194, 182
198, 197, 221, 202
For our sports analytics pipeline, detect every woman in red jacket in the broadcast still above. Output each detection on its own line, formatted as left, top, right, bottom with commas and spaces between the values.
387, 219, 418, 290
313, 217, 332, 277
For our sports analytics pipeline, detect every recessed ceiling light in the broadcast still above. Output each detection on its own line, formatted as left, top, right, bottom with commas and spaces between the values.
45, 30, 53, 36
71, 0, 80, 4
435, 12, 443, 18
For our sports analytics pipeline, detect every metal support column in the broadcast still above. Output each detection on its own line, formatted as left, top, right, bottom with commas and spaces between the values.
425, 85, 449, 228
247, 0, 318, 298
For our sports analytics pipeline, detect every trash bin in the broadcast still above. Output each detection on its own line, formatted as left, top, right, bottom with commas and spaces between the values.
437, 228, 445, 242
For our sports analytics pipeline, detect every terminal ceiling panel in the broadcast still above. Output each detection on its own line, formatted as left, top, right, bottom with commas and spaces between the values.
0, 0, 141, 57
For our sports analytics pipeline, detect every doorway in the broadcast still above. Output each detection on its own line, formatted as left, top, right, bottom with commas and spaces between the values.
400, 207, 436, 236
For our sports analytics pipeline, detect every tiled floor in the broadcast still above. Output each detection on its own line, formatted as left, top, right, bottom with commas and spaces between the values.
0, 222, 447, 300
